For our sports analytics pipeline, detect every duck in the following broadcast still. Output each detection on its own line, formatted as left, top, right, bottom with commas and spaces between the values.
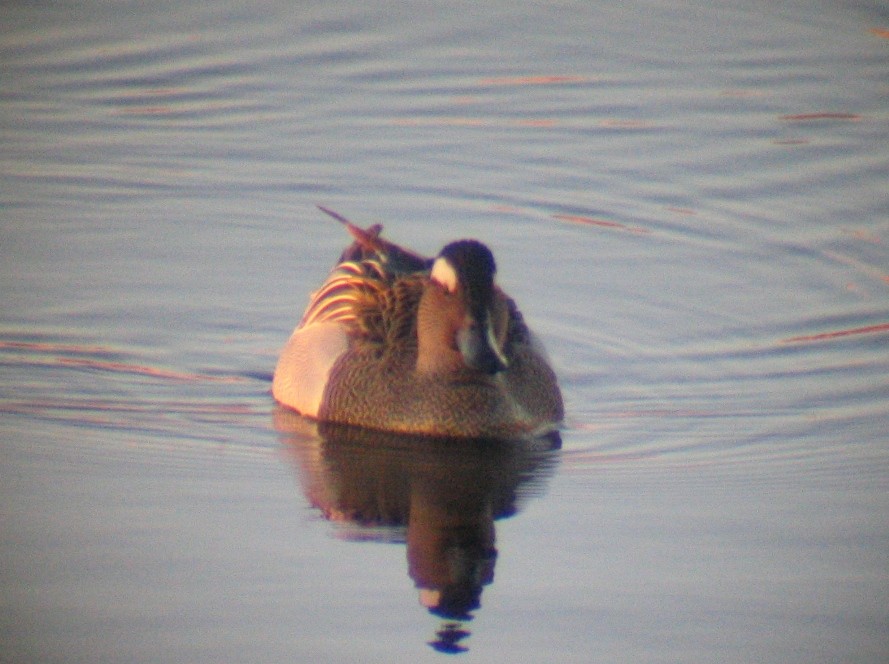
272, 207, 563, 438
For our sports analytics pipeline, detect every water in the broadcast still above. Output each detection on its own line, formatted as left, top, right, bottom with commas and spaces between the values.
2, 1, 888, 661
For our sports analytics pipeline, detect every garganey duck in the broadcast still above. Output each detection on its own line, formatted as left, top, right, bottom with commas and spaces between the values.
272, 207, 563, 438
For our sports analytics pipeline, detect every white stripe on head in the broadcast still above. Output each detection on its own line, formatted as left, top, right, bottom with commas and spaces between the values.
486, 317, 510, 368
430, 256, 459, 292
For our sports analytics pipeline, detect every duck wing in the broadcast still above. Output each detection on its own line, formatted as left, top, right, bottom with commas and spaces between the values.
299, 209, 429, 347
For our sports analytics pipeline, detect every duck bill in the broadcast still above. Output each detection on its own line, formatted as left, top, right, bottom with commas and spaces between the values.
457, 316, 508, 375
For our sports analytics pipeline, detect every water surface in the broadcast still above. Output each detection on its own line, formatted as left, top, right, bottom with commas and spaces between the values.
2, 1, 888, 662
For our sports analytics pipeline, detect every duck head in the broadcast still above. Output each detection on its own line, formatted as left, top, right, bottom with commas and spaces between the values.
417, 240, 509, 376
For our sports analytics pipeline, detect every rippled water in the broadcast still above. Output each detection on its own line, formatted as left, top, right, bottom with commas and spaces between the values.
2, 1, 888, 662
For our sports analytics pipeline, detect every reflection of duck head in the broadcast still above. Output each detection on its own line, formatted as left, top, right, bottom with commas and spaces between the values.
274, 406, 560, 629
407, 443, 498, 621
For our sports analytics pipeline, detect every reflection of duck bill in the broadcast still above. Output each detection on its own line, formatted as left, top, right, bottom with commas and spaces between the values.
428, 621, 472, 655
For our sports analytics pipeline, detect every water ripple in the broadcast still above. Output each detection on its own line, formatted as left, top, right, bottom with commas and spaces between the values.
0, 331, 272, 461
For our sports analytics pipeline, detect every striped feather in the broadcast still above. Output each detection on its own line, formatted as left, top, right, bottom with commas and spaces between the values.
299, 258, 392, 329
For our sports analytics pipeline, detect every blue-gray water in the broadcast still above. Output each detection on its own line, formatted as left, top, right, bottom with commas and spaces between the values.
2, 1, 888, 662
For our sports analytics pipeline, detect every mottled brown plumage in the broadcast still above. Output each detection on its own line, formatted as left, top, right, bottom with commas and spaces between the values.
272, 209, 563, 438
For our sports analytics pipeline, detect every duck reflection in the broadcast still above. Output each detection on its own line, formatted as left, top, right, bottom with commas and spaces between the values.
274, 407, 560, 651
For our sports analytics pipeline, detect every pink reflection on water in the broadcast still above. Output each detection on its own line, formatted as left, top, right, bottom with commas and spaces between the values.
782, 323, 889, 344
553, 213, 650, 234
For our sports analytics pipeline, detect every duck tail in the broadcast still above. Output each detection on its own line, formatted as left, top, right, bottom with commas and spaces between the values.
317, 205, 431, 273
